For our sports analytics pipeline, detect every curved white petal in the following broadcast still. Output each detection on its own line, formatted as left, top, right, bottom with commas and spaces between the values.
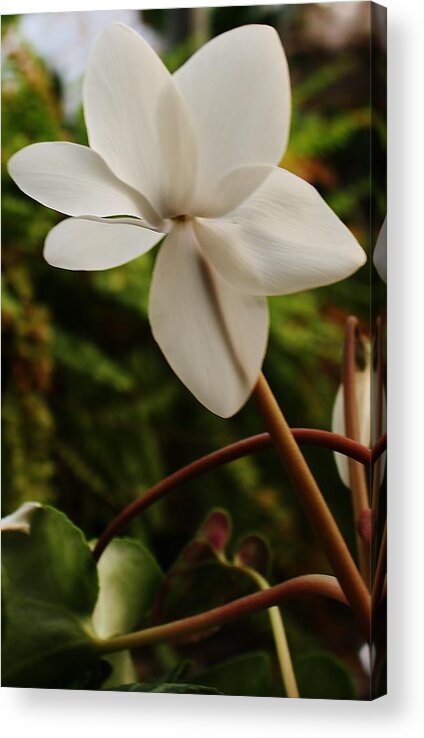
174, 25, 290, 213
83, 23, 196, 218
155, 78, 197, 218
1, 502, 41, 534
332, 334, 386, 489
44, 217, 163, 271
149, 222, 269, 417
373, 217, 387, 283
194, 168, 366, 296
8, 142, 156, 220
192, 165, 273, 219
358, 643, 376, 676
332, 368, 371, 488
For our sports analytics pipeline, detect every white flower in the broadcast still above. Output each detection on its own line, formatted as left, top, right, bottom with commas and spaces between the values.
8, 23, 366, 417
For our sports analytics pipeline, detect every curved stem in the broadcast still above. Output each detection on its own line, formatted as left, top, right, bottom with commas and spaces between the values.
98, 574, 348, 655
371, 317, 385, 576
371, 432, 387, 464
252, 373, 371, 639
93, 429, 370, 561
372, 522, 387, 618
240, 567, 299, 698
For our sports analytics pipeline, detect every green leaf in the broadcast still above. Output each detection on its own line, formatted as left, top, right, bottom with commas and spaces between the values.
1, 505, 166, 689
110, 682, 222, 695
93, 538, 163, 638
92, 537, 163, 688
295, 652, 356, 700
152, 509, 271, 645
153, 539, 256, 635
195, 652, 272, 698
1, 505, 100, 688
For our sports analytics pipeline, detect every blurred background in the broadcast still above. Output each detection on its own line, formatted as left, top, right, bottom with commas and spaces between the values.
1, 3, 386, 698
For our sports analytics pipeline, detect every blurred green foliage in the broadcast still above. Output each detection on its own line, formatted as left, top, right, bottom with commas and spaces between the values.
1, 5, 385, 699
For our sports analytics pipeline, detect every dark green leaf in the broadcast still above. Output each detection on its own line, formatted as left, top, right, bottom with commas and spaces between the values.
195, 652, 272, 698
153, 540, 256, 637
2, 505, 100, 688
110, 682, 223, 695
295, 652, 356, 700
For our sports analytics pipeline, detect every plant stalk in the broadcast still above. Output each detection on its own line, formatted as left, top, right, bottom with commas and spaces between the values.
371, 317, 386, 576
241, 567, 299, 698
343, 316, 371, 587
252, 373, 371, 638
372, 522, 387, 619
98, 574, 348, 654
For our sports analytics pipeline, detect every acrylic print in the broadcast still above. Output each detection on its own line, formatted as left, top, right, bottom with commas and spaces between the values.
1, 3, 387, 699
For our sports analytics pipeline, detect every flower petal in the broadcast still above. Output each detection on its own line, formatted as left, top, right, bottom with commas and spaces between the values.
155, 78, 197, 218
8, 142, 157, 221
373, 217, 387, 283
194, 167, 366, 296
83, 23, 196, 218
149, 222, 269, 417
174, 25, 290, 213
192, 165, 273, 219
0, 502, 41, 535
44, 217, 163, 271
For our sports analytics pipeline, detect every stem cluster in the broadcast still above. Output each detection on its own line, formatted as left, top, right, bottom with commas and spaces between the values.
94, 316, 386, 697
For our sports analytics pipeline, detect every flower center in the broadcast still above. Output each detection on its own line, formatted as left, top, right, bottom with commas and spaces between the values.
173, 214, 191, 224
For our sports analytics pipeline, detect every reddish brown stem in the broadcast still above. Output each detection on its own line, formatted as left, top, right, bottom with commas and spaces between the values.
372, 522, 387, 619
371, 317, 386, 578
343, 316, 371, 587
252, 374, 371, 639
93, 429, 370, 561
371, 432, 387, 464
100, 574, 349, 653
